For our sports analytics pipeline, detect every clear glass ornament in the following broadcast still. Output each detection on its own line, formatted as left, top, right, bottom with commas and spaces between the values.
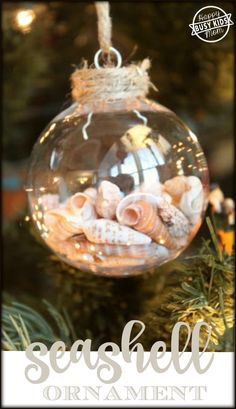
27, 97, 209, 277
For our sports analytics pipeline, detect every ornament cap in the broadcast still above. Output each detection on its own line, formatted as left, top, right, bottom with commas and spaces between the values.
70, 59, 156, 104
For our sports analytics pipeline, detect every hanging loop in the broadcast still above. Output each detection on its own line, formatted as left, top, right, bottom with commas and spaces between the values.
94, 47, 122, 69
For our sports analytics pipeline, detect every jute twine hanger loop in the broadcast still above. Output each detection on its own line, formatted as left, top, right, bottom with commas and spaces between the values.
71, 2, 156, 104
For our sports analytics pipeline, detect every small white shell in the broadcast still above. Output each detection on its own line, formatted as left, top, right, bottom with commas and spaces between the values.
83, 187, 97, 202
157, 200, 190, 238
179, 176, 204, 225
44, 191, 97, 241
44, 207, 84, 239
68, 192, 97, 221
72, 236, 163, 258
96, 181, 123, 219
83, 219, 151, 245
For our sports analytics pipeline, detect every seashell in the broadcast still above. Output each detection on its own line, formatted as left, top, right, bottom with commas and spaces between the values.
164, 176, 189, 204
162, 192, 172, 204
71, 235, 161, 258
157, 200, 190, 238
46, 236, 76, 257
44, 207, 83, 239
179, 176, 204, 225
96, 181, 123, 219
68, 192, 97, 220
72, 253, 95, 263
117, 199, 176, 249
44, 191, 97, 242
116, 192, 160, 224
46, 236, 95, 263
83, 219, 151, 245
98, 257, 145, 268
40, 193, 60, 210
83, 187, 97, 202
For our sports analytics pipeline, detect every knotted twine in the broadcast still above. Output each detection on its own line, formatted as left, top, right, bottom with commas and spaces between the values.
71, 2, 156, 104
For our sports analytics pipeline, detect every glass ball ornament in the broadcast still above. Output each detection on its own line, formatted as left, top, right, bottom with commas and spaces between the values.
27, 97, 209, 277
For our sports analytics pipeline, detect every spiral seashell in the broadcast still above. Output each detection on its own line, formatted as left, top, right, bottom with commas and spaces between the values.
118, 199, 176, 249
179, 176, 204, 225
157, 200, 190, 238
71, 235, 161, 258
96, 181, 123, 219
44, 191, 97, 241
44, 207, 84, 239
164, 176, 190, 204
116, 192, 160, 223
83, 219, 151, 245
68, 192, 97, 220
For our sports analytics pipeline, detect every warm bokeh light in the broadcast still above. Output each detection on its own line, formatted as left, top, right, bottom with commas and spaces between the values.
16, 9, 35, 32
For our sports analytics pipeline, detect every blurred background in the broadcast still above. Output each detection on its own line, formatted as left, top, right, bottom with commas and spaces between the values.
2, 1, 234, 223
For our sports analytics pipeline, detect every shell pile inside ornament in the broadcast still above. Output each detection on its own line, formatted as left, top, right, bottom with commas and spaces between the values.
36, 123, 206, 273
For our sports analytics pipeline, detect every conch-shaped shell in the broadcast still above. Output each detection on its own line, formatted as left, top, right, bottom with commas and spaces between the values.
179, 176, 204, 225
67, 192, 97, 220
83, 219, 151, 245
164, 176, 190, 204
44, 207, 84, 240
116, 192, 159, 223
72, 235, 161, 258
117, 199, 176, 249
44, 191, 97, 240
96, 181, 123, 219
157, 199, 190, 238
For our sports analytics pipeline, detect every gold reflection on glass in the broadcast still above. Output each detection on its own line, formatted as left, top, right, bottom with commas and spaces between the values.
39, 123, 56, 144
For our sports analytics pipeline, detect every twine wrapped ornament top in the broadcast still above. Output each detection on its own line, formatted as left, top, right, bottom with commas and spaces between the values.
71, 58, 154, 104
71, 2, 155, 104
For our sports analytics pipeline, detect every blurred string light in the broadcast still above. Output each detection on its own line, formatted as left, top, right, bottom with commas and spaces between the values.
15, 9, 36, 33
